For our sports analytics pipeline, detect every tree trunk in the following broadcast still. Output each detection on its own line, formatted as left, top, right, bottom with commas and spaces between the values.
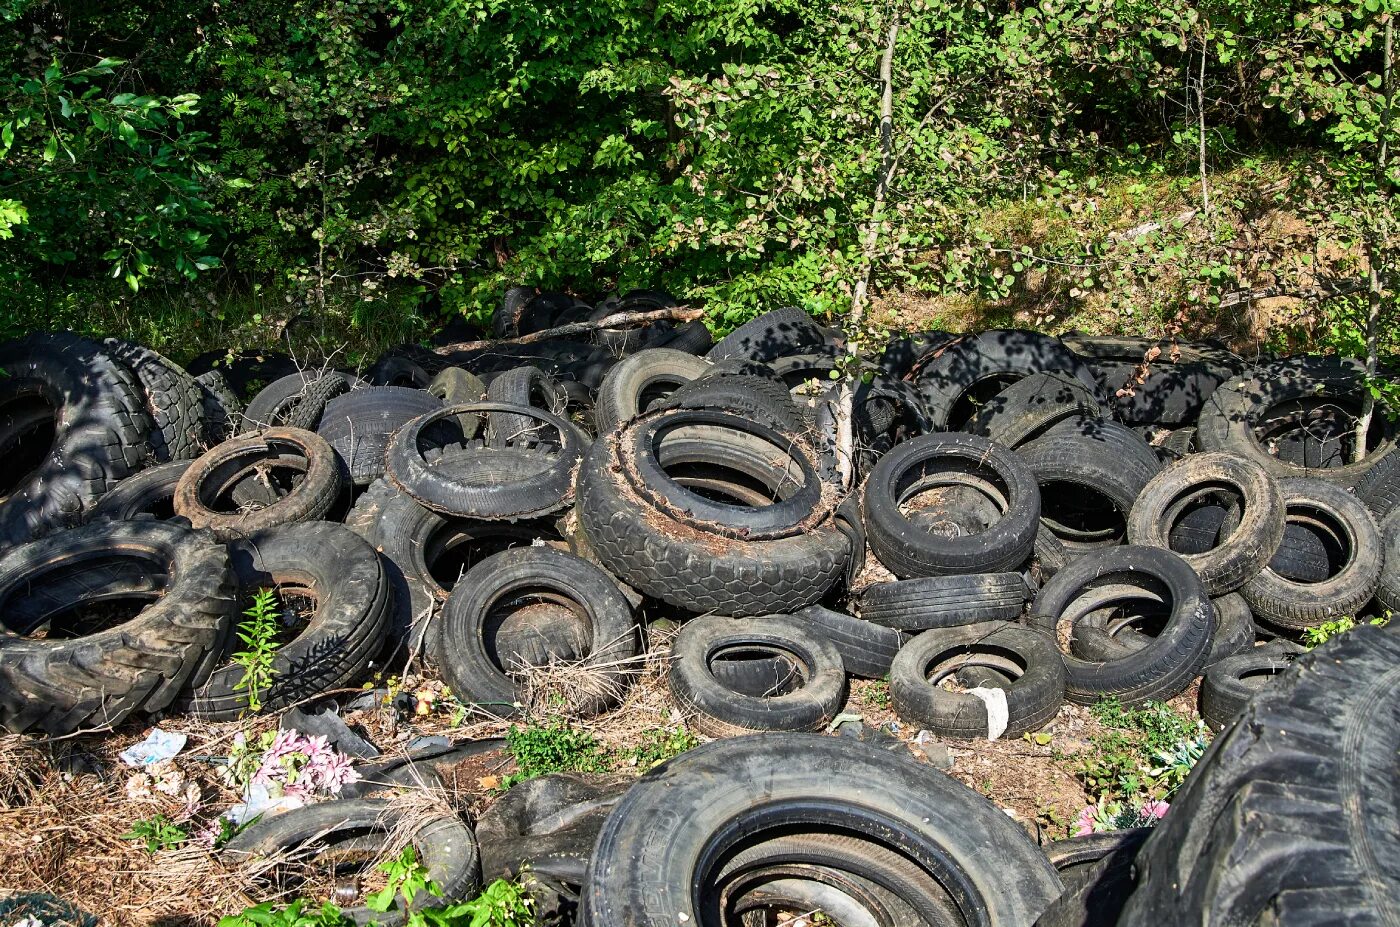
836, 13, 901, 488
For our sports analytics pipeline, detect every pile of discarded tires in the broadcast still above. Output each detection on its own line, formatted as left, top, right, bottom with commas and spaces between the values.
1, 299, 1398, 924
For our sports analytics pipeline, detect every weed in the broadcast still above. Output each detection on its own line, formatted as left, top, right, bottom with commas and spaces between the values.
367, 846, 440, 916
436, 877, 535, 927
501, 722, 610, 790
860, 679, 893, 711
1078, 697, 1207, 801
218, 900, 352, 927
122, 813, 188, 854
1302, 615, 1389, 649
232, 588, 281, 713
624, 727, 700, 771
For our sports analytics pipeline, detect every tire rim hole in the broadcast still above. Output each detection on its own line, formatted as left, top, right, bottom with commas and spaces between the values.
1255, 397, 1391, 465
948, 374, 1022, 431
484, 591, 592, 673
0, 552, 168, 638
1163, 484, 1245, 551
1269, 503, 1353, 582
424, 520, 563, 596
921, 646, 1026, 691
699, 824, 975, 927
708, 644, 808, 697
1038, 479, 1126, 544
653, 422, 806, 511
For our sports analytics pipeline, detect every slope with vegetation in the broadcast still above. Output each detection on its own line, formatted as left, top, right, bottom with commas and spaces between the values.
0, 0, 1395, 370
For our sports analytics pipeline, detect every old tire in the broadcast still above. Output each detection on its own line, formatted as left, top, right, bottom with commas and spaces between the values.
668, 615, 848, 737
177, 522, 391, 720
1121, 627, 1400, 924
0, 520, 234, 734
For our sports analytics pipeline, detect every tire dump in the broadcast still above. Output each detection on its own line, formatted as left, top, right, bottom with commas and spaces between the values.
0, 298, 1397, 926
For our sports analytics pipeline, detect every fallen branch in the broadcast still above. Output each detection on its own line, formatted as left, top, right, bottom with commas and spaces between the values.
1216, 278, 1367, 309
433, 306, 705, 355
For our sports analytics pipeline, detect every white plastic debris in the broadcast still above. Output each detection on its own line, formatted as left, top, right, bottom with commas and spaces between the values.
118, 728, 187, 767
966, 687, 1009, 741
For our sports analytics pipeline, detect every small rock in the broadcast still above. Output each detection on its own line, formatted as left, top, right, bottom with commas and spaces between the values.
914, 741, 954, 769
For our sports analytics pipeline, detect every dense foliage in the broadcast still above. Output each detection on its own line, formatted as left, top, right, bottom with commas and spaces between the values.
0, 0, 1394, 348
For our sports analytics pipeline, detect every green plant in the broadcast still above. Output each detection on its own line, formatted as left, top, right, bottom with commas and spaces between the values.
860, 679, 893, 711
231, 588, 281, 713
1078, 698, 1208, 800
433, 878, 535, 927
624, 727, 701, 771
218, 899, 352, 927
367, 846, 440, 918
121, 813, 188, 854
1302, 615, 1390, 648
501, 723, 609, 790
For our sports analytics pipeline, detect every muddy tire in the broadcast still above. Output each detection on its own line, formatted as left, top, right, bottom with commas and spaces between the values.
0, 520, 234, 734
174, 427, 344, 540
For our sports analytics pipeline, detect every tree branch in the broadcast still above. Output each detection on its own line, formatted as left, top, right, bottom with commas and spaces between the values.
433, 306, 705, 355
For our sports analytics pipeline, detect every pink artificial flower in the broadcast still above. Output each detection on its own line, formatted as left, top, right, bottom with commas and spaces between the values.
1140, 799, 1170, 820
1074, 805, 1096, 837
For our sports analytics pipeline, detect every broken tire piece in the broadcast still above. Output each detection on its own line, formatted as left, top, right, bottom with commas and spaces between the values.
224, 798, 480, 926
